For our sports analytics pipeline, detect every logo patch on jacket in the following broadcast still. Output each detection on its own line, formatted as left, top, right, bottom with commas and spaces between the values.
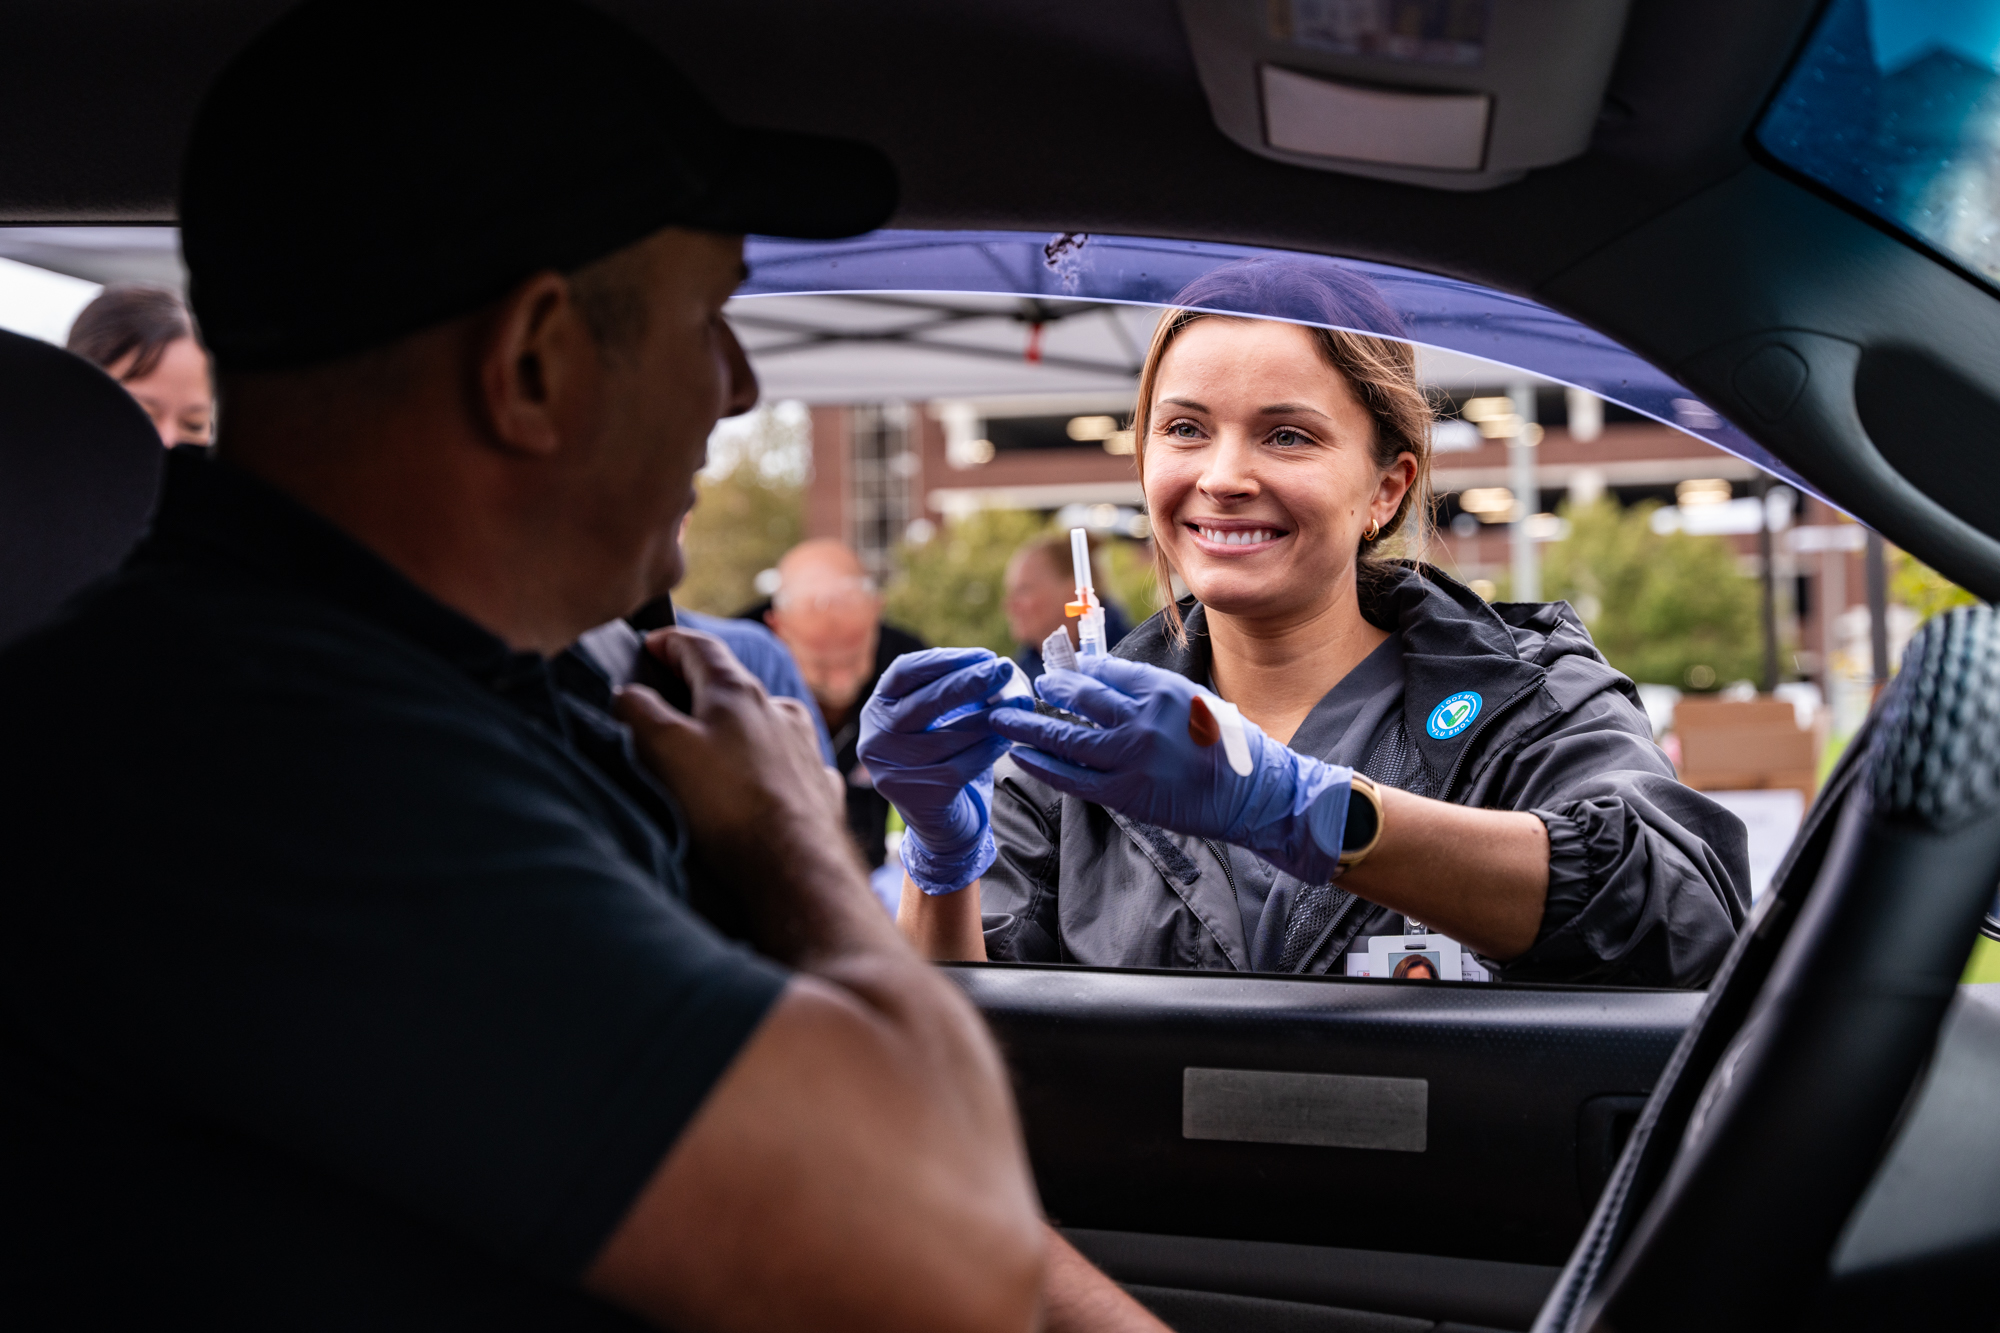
1426, 690, 1482, 740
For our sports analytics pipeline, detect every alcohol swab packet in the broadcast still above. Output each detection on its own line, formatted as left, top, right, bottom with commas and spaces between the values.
1030, 626, 1105, 730
929, 656, 1035, 730
1040, 625, 1079, 674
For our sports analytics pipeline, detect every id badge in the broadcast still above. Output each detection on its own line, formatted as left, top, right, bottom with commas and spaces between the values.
1345, 932, 1491, 982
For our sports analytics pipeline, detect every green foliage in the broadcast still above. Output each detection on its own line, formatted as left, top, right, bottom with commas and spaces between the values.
884, 509, 1050, 652
1531, 498, 1763, 689
1101, 534, 1165, 625
677, 409, 807, 616
883, 509, 1160, 651
1891, 549, 1979, 624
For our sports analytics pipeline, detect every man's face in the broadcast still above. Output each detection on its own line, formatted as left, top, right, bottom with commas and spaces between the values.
766, 579, 883, 717
573, 229, 757, 615
1003, 549, 1074, 651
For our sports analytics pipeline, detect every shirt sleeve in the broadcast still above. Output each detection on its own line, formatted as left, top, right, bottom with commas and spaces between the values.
754, 639, 837, 765
8, 659, 790, 1283
1483, 681, 1752, 987
981, 756, 1066, 961
695, 614, 836, 765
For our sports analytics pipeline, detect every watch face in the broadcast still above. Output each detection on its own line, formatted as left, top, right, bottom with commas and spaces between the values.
1341, 780, 1382, 859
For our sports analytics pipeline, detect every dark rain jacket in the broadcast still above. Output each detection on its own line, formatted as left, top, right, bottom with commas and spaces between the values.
979, 563, 1752, 987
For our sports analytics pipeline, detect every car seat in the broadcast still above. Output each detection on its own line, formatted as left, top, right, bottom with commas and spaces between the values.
0, 326, 164, 645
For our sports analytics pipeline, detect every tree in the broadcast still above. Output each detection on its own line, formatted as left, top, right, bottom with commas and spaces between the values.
1891, 549, 1979, 624
883, 510, 1161, 652
677, 404, 809, 616
884, 509, 1049, 652
1533, 497, 1763, 689
1100, 534, 1165, 627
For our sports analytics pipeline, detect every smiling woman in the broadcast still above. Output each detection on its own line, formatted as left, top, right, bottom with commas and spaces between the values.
873, 259, 1755, 987
1137, 258, 1434, 660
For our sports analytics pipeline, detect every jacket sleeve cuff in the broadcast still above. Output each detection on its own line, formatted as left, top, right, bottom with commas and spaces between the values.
1533, 803, 1605, 927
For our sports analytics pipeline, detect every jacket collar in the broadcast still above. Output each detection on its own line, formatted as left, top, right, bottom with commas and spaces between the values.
1115, 561, 1552, 786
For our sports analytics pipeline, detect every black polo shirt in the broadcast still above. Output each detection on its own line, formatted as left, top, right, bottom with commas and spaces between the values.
0, 450, 788, 1327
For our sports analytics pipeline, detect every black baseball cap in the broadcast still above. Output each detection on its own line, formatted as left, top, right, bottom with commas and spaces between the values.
181, 0, 896, 372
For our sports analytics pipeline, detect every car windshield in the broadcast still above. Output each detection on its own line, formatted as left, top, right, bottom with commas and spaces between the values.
1758, 0, 2000, 291
3, 224, 1946, 984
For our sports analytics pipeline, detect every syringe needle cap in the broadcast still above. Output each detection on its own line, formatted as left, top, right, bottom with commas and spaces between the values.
1070, 526, 1093, 592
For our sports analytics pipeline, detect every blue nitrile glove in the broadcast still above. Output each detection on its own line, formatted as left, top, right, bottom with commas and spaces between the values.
987, 656, 1356, 884
858, 648, 1026, 895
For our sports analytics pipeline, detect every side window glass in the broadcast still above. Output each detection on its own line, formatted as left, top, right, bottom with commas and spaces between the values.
0, 226, 1969, 989
709, 234, 1956, 988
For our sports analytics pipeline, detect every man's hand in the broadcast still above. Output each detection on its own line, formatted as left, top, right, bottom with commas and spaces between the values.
615, 628, 868, 961
616, 628, 842, 859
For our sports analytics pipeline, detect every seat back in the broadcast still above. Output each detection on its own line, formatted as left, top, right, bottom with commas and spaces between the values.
0, 327, 164, 645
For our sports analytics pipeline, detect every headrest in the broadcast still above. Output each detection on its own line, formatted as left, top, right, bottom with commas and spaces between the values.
0, 328, 164, 645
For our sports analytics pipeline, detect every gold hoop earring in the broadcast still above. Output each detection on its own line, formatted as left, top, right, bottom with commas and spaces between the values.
1364, 520, 1381, 543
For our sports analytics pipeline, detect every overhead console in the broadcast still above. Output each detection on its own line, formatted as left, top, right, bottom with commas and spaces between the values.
1178, 0, 1630, 191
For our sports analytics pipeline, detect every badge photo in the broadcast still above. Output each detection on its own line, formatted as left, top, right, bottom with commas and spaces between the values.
1346, 933, 1492, 982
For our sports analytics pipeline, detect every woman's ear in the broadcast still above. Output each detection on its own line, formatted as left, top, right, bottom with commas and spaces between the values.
1372, 450, 1419, 527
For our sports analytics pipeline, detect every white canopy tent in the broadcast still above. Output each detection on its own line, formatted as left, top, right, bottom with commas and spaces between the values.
725, 290, 1556, 407
0, 225, 1555, 406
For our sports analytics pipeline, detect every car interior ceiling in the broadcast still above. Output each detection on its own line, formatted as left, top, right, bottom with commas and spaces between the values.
9, 0, 2000, 601
5, 3, 2000, 1332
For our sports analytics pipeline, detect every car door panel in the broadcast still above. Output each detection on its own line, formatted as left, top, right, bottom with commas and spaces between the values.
950, 964, 1699, 1269
1065, 1227, 1560, 1331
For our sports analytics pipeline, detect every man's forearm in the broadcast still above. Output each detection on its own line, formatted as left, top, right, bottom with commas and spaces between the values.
1042, 1228, 1173, 1333
716, 812, 905, 972
725, 820, 1011, 1161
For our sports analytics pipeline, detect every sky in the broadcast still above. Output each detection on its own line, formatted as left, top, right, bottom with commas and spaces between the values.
0, 256, 101, 345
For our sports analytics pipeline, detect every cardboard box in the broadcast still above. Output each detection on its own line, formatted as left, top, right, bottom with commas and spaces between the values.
1672, 697, 1817, 799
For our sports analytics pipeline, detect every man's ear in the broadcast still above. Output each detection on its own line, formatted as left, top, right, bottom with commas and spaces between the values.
477, 271, 599, 458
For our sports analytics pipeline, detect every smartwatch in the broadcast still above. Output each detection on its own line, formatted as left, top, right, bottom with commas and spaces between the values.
1339, 773, 1385, 868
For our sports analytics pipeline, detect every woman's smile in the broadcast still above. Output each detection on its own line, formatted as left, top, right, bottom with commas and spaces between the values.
1186, 521, 1289, 554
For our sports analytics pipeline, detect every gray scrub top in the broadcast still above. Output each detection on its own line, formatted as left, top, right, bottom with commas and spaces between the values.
1226, 631, 1406, 971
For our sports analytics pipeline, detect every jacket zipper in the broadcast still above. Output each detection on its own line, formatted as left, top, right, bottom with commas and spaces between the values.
1201, 838, 1246, 970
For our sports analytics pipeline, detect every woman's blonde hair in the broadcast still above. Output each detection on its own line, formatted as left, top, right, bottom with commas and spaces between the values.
1131, 258, 1435, 637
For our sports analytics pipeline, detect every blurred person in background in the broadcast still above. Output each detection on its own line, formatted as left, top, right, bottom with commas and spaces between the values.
1004, 531, 1133, 682
66, 285, 214, 447
759, 538, 925, 870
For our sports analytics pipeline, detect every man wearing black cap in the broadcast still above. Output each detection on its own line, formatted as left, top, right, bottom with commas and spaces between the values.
0, 2, 1168, 1330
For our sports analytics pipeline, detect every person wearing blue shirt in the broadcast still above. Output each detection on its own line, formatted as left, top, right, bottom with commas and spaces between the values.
667, 606, 835, 765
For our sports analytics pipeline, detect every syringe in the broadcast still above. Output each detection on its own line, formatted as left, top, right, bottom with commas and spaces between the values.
1066, 526, 1109, 658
